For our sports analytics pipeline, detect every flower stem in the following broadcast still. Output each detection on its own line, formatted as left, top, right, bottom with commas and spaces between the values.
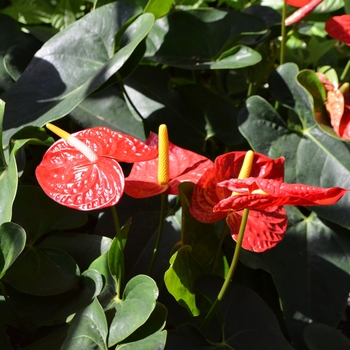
280, 1, 287, 66
148, 192, 168, 275
200, 208, 250, 331
340, 59, 350, 82
111, 205, 124, 297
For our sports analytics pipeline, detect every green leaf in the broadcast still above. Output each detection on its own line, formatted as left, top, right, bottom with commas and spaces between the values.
304, 323, 350, 350
0, 0, 54, 24
69, 85, 146, 140
116, 331, 167, 349
167, 278, 294, 349
258, 207, 350, 348
164, 246, 204, 317
125, 65, 244, 153
89, 252, 117, 308
0, 222, 26, 279
108, 275, 158, 346
12, 186, 87, 244
238, 62, 350, 228
108, 219, 131, 287
146, 8, 264, 69
2, 3, 155, 145
4, 246, 80, 296
0, 269, 103, 329
116, 302, 167, 349
38, 233, 112, 272
61, 297, 108, 350
144, 0, 173, 18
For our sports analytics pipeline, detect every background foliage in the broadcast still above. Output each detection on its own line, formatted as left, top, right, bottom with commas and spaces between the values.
1, 0, 350, 349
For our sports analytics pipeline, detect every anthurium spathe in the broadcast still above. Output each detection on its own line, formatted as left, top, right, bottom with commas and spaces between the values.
326, 15, 350, 46
36, 124, 158, 211
124, 125, 213, 198
190, 152, 347, 252
316, 72, 350, 140
285, 0, 311, 6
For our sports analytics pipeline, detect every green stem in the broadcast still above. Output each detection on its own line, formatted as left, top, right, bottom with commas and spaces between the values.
111, 205, 124, 297
340, 59, 350, 82
148, 192, 167, 275
280, 2, 287, 66
200, 208, 250, 331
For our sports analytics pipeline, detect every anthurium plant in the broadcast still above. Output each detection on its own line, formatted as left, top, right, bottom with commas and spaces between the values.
2, 0, 350, 349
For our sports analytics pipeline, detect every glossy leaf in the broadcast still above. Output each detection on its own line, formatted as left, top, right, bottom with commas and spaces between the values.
242, 206, 350, 348
124, 132, 213, 198
69, 85, 146, 141
167, 277, 294, 349
36, 127, 158, 210
12, 186, 87, 243
0, 126, 51, 225
4, 246, 80, 296
0, 269, 103, 330
2, 3, 155, 145
125, 66, 244, 152
116, 302, 167, 349
239, 62, 350, 228
0, 222, 26, 279
38, 233, 112, 271
61, 297, 108, 350
164, 246, 204, 317
304, 323, 350, 350
108, 275, 158, 346
116, 331, 167, 350
145, 9, 264, 69
144, 0, 173, 18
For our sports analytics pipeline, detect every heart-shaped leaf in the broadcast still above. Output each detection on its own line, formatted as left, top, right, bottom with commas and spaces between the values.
4, 246, 80, 296
108, 274, 158, 346
61, 297, 108, 350
0, 222, 26, 279
2, 3, 155, 145
238, 62, 350, 228
164, 246, 205, 317
12, 186, 87, 243
304, 323, 350, 350
145, 9, 264, 69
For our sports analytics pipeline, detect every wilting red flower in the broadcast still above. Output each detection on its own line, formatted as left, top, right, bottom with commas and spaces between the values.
190, 152, 346, 252
124, 132, 213, 198
316, 73, 350, 140
285, 0, 323, 26
36, 126, 158, 211
326, 15, 350, 46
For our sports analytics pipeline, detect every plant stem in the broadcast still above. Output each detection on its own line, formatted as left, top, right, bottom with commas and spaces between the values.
280, 1, 287, 66
148, 192, 167, 275
111, 205, 124, 297
199, 208, 250, 331
340, 59, 350, 82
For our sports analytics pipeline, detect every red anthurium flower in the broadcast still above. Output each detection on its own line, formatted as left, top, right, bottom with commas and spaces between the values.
36, 124, 158, 211
285, 0, 311, 7
190, 152, 347, 252
124, 126, 213, 198
316, 73, 350, 140
326, 15, 350, 46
